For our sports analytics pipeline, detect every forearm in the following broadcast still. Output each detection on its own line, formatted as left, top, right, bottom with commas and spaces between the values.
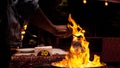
29, 7, 72, 38
29, 7, 55, 34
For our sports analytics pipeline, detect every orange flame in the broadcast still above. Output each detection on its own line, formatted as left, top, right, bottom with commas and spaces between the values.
52, 14, 106, 67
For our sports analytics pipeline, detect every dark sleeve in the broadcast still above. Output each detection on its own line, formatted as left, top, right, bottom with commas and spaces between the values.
14, 0, 39, 20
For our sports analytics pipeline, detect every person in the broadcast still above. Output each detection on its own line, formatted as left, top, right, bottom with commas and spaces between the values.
0, 0, 72, 68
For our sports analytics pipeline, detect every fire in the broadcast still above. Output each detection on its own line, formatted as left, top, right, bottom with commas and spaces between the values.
52, 14, 106, 67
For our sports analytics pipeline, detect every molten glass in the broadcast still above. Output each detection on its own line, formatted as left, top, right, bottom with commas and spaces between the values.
52, 14, 106, 68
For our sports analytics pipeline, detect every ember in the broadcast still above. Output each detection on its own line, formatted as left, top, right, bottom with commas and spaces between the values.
52, 14, 106, 68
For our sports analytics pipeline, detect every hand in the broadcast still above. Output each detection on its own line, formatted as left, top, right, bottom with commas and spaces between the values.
52, 25, 72, 38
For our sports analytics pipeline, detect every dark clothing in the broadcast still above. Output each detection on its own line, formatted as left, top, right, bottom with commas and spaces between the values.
0, 0, 39, 67
8, 0, 39, 47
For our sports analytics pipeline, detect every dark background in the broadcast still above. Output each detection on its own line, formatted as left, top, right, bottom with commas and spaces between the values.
38, 0, 120, 37
68, 0, 120, 37
22, 0, 120, 48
